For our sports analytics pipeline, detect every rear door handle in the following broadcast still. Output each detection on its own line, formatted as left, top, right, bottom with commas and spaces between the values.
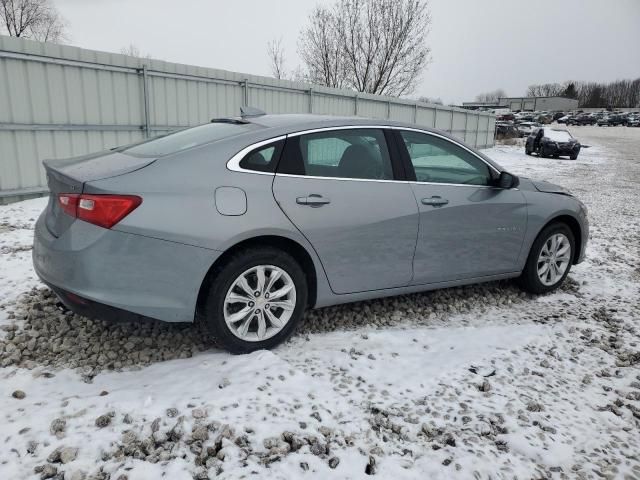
421, 196, 449, 207
296, 194, 331, 207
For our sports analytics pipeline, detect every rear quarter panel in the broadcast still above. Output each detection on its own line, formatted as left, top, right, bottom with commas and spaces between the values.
84, 142, 334, 307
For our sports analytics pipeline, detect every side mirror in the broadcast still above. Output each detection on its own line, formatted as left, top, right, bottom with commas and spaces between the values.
497, 171, 519, 189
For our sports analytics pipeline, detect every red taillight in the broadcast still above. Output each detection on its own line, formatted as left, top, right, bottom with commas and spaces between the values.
58, 194, 142, 229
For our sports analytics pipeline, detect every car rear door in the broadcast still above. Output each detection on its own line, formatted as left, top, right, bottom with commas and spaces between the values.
272, 127, 418, 294
394, 129, 527, 285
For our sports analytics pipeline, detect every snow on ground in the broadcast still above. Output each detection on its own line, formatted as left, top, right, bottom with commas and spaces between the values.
1, 126, 639, 479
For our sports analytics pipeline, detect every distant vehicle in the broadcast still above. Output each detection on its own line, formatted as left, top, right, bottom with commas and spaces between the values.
525, 127, 581, 160
516, 122, 539, 137
497, 113, 516, 122
537, 113, 553, 124
515, 112, 536, 122
568, 114, 596, 126
557, 115, 570, 124
607, 114, 627, 126
627, 115, 640, 127
597, 116, 610, 127
552, 112, 566, 121
495, 121, 519, 138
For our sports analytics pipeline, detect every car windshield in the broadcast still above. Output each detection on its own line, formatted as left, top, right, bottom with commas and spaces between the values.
545, 129, 573, 142
124, 122, 254, 157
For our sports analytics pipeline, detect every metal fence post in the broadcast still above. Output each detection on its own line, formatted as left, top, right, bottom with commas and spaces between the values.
449, 109, 454, 134
463, 112, 468, 142
414, 103, 418, 124
433, 106, 438, 128
308, 88, 313, 114
141, 64, 151, 138
354, 95, 359, 116
387, 100, 391, 119
243, 79, 249, 106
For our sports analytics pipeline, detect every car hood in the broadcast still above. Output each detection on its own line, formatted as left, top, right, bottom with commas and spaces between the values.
532, 179, 573, 196
517, 177, 573, 196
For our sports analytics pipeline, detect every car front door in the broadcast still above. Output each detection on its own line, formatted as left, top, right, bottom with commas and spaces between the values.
272, 127, 418, 294
394, 129, 527, 285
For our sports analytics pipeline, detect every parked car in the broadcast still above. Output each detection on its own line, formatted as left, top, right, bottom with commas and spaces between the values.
568, 114, 596, 126
552, 112, 566, 122
597, 116, 610, 126
515, 112, 536, 122
525, 127, 581, 159
536, 112, 553, 124
497, 113, 516, 122
495, 121, 519, 138
33, 113, 589, 353
627, 115, 640, 127
607, 114, 627, 126
516, 121, 539, 137
557, 115, 570, 124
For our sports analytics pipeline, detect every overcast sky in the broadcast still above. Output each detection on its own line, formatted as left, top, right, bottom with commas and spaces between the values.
55, 0, 640, 105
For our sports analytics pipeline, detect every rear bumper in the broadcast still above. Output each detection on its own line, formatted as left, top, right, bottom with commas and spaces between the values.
45, 281, 158, 324
32, 213, 221, 323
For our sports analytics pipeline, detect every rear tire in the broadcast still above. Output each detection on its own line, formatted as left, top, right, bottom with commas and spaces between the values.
570, 153, 578, 160
200, 247, 308, 354
517, 223, 575, 294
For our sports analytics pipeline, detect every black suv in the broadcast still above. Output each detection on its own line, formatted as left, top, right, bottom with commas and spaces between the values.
525, 128, 581, 159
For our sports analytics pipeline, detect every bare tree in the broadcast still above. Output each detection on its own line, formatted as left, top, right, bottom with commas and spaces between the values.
475, 89, 506, 103
417, 95, 442, 105
526, 83, 564, 97
0, 0, 67, 43
120, 43, 151, 59
526, 78, 640, 107
298, 5, 347, 89
266, 37, 287, 80
299, 0, 431, 96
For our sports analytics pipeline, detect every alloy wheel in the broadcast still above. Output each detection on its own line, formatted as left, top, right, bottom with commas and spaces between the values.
223, 265, 297, 342
536, 233, 572, 286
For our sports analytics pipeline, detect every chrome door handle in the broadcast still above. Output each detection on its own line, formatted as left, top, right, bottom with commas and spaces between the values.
296, 194, 331, 207
421, 196, 449, 207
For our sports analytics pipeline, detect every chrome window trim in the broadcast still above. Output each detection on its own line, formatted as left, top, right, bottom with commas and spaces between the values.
275, 173, 406, 184
225, 125, 501, 183
226, 135, 286, 175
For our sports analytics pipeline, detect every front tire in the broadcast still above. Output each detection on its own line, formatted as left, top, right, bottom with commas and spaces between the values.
200, 247, 308, 353
540, 146, 549, 158
517, 223, 575, 294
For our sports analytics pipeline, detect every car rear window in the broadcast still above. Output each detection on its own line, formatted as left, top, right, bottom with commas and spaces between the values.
125, 123, 253, 157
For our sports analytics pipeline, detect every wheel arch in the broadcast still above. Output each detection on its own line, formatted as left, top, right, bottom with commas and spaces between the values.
195, 235, 319, 320
539, 214, 583, 264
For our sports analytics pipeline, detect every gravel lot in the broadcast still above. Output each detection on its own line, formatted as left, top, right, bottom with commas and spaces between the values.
1, 125, 639, 479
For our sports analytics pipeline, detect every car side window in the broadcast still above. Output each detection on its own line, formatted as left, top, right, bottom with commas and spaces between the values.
278, 129, 393, 180
399, 131, 491, 186
239, 140, 284, 173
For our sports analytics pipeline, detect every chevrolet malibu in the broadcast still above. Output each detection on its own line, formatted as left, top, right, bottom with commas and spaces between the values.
33, 113, 588, 353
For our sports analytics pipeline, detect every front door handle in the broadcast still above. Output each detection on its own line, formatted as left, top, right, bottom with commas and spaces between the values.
296, 194, 331, 207
421, 196, 449, 207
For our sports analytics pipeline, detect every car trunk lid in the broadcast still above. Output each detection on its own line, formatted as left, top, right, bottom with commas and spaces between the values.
43, 151, 156, 237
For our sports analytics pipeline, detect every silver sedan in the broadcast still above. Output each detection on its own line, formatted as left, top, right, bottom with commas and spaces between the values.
33, 113, 589, 353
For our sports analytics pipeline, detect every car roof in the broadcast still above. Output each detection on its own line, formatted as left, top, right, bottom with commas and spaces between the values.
168, 113, 505, 173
